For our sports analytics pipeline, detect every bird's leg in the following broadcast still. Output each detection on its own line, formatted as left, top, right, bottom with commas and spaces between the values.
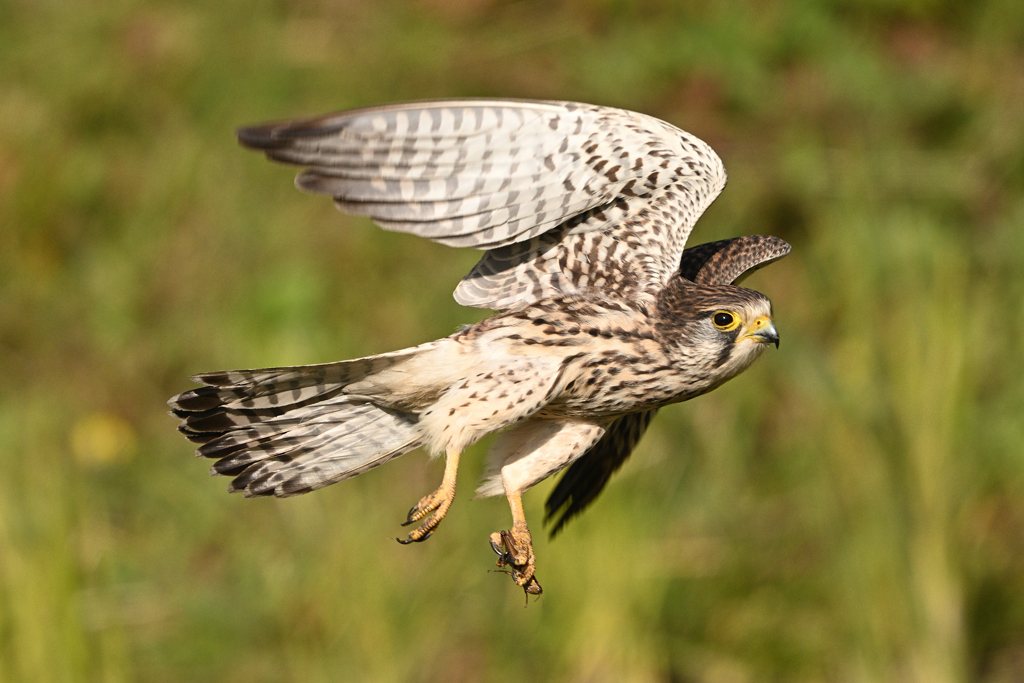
398, 447, 460, 544
489, 488, 542, 595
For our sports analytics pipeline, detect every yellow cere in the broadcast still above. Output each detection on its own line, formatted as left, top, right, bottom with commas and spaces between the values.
739, 315, 774, 341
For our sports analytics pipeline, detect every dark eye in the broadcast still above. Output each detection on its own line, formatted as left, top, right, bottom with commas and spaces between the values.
712, 311, 739, 331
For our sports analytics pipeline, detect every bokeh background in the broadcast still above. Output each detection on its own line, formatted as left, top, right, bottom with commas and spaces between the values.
3, 0, 1024, 681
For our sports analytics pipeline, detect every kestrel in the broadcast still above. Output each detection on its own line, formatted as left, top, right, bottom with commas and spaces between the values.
169, 100, 790, 595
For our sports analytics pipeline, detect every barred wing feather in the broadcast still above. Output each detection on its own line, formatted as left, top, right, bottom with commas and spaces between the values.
238, 99, 727, 310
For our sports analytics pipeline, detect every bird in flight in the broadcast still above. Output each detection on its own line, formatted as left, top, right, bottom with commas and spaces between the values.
169, 99, 790, 595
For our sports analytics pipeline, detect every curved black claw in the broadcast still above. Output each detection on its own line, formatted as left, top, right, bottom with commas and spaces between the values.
401, 504, 421, 527
399, 483, 457, 542
396, 530, 433, 545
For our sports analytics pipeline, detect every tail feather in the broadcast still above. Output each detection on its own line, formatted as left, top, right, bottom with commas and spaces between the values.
206, 423, 326, 473
196, 399, 352, 457
205, 401, 414, 473
181, 394, 353, 446
169, 347, 438, 497
174, 343, 438, 410
223, 402, 421, 497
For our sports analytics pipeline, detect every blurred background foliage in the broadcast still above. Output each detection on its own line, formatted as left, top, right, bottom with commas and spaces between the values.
1, 0, 1023, 680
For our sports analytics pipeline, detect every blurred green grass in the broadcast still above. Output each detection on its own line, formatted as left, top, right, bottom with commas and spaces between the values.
2, 0, 1024, 680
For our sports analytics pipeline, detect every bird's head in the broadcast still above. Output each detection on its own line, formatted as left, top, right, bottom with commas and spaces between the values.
655, 277, 779, 393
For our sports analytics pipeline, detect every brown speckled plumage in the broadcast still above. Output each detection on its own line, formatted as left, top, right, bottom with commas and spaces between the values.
169, 99, 791, 595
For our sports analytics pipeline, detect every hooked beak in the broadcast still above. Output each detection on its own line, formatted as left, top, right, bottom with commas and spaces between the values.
740, 315, 780, 348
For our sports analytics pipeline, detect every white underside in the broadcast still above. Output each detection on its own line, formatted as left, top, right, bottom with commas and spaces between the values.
475, 418, 607, 497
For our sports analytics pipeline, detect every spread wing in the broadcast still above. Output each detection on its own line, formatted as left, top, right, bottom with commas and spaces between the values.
678, 234, 791, 285
543, 235, 792, 535
237, 99, 727, 310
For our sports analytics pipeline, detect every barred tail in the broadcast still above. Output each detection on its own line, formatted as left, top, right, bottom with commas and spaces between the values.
168, 345, 438, 497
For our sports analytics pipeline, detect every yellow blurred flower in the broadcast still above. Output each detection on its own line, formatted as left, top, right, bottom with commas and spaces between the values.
70, 413, 137, 467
